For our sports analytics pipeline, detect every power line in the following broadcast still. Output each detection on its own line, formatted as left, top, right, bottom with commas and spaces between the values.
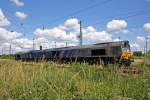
32, 0, 113, 28
89, 9, 150, 27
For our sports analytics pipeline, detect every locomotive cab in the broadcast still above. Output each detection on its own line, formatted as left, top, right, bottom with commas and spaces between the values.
119, 41, 132, 67
121, 41, 131, 59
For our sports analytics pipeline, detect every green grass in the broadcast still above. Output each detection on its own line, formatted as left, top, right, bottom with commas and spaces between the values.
0, 59, 150, 100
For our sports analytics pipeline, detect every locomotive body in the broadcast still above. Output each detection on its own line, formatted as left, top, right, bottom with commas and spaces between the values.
15, 41, 131, 66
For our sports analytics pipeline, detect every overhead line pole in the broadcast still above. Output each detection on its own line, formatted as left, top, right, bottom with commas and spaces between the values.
33, 38, 35, 50
79, 20, 83, 46
146, 37, 148, 53
9, 42, 12, 55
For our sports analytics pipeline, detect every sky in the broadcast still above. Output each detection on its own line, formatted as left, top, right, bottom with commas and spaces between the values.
0, 0, 150, 54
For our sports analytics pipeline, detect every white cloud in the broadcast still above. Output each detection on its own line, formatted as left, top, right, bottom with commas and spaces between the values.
0, 27, 22, 41
12, 38, 33, 49
0, 42, 27, 54
34, 18, 113, 45
129, 36, 146, 51
83, 26, 112, 43
0, 9, 11, 26
34, 18, 80, 43
144, 23, 150, 31
12, 37, 76, 51
136, 36, 146, 45
130, 43, 140, 48
34, 27, 78, 42
14, 47, 24, 52
15, 12, 27, 20
113, 38, 121, 42
64, 18, 80, 31
48, 41, 76, 48
10, 0, 24, 7
130, 42, 143, 51
106, 19, 128, 33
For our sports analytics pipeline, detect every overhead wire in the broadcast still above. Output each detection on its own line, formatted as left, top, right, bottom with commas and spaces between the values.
32, 0, 113, 28
88, 8, 150, 27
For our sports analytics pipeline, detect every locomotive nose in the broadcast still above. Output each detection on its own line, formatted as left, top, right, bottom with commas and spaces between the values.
121, 51, 132, 59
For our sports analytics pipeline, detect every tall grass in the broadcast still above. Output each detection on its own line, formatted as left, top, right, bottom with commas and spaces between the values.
0, 59, 150, 100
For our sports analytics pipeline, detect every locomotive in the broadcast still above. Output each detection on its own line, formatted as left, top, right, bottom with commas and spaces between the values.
15, 41, 132, 67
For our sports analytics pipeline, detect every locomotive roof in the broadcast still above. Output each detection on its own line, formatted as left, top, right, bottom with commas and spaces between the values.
44, 40, 129, 51
15, 41, 129, 54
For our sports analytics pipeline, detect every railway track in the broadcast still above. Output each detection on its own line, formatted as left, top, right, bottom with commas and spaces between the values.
118, 67, 140, 74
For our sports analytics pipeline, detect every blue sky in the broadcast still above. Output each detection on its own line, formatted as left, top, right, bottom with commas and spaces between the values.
0, 0, 150, 53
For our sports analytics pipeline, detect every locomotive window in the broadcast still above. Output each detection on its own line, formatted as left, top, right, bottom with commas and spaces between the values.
16, 55, 21, 59
91, 49, 106, 56
113, 46, 121, 55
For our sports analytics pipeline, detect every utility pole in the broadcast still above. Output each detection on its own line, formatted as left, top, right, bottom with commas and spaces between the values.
9, 43, 11, 55
146, 37, 149, 53
1, 48, 3, 55
79, 20, 83, 46
66, 42, 68, 47
145, 37, 150, 53
20, 23, 25, 37
33, 38, 35, 50
118, 37, 121, 41
144, 46, 145, 55
55, 41, 56, 48
9, 31, 13, 55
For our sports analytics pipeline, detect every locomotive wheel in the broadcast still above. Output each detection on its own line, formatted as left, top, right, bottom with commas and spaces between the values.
118, 58, 131, 68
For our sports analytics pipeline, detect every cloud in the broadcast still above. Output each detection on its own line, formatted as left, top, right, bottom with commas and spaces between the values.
136, 36, 146, 45
15, 12, 27, 20
12, 38, 33, 49
129, 36, 146, 51
10, 0, 24, 7
0, 27, 22, 41
130, 43, 140, 48
144, 23, 150, 31
83, 26, 112, 43
34, 18, 113, 45
34, 28, 78, 42
0, 9, 11, 26
64, 18, 80, 31
113, 38, 122, 42
0, 42, 25, 54
106, 19, 128, 33
12, 37, 76, 51
130, 42, 142, 51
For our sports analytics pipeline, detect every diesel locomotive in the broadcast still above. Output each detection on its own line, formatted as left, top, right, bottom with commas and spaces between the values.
15, 41, 132, 67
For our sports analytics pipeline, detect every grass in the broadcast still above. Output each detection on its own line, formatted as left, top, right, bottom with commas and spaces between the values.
0, 59, 150, 100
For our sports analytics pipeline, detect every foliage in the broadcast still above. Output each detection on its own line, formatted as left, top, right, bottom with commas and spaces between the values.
145, 51, 150, 60
0, 55, 14, 59
133, 51, 143, 57
0, 60, 150, 100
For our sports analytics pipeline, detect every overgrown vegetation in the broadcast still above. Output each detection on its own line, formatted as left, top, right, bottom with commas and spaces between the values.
133, 51, 143, 57
145, 51, 150, 60
0, 55, 14, 59
0, 59, 150, 100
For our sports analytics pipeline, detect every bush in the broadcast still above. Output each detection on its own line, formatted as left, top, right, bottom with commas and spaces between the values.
145, 51, 150, 60
133, 51, 143, 57
0, 55, 14, 59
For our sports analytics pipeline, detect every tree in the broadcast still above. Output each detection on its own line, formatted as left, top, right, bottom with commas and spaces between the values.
133, 51, 143, 57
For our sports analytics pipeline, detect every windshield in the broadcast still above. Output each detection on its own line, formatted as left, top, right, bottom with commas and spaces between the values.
122, 42, 130, 51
